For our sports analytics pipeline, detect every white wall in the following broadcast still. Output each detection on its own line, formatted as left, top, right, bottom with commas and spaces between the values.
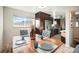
0, 6, 3, 52
65, 11, 72, 47
3, 7, 34, 50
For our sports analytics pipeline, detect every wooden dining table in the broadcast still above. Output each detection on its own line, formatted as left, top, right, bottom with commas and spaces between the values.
13, 37, 63, 53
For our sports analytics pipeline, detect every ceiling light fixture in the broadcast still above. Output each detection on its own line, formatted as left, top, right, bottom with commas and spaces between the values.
38, 6, 47, 9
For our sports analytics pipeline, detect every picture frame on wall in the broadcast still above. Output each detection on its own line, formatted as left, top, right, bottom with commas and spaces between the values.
13, 16, 33, 27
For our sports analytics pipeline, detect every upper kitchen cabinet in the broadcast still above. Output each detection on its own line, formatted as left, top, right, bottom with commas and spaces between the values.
35, 11, 53, 29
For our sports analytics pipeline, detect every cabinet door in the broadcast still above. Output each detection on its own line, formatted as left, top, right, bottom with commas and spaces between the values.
72, 18, 79, 27
73, 28, 79, 39
72, 17, 79, 38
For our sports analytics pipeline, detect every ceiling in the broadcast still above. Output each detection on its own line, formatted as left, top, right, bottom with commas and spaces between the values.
7, 6, 79, 16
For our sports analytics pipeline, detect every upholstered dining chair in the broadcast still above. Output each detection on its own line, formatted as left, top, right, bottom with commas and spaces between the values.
42, 30, 51, 38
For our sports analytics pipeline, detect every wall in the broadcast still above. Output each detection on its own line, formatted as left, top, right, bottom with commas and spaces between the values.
65, 11, 73, 47
3, 7, 34, 50
0, 7, 3, 52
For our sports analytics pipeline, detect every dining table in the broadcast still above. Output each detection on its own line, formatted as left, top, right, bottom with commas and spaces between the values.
13, 37, 63, 53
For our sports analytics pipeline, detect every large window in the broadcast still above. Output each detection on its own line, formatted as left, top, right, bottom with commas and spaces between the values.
13, 16, 33, 27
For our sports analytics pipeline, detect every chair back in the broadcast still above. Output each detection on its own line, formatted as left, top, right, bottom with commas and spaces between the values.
42, 30, 51, 38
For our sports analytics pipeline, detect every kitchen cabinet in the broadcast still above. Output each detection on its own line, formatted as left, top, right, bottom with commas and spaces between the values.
35, 11, 53, 29
71, 12, 79, 47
